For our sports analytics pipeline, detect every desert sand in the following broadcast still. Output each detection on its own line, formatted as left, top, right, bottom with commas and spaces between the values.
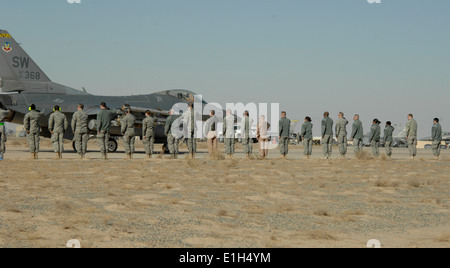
0, 137, 449, 248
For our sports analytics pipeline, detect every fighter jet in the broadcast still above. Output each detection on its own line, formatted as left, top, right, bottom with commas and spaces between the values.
0, 30, 211, 152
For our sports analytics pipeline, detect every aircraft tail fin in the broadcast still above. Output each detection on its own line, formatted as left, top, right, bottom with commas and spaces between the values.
0, 30, 51, 92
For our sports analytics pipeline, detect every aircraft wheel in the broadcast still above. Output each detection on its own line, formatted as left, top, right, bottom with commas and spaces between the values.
108, 138, 118, 153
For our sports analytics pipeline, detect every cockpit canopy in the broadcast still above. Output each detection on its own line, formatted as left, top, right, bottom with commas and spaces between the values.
156, 89, 207, 104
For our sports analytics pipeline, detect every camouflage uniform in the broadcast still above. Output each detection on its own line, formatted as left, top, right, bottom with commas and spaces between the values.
321, 117, 334, 158
369, 123, 381, 157
24, 110, 44, 154
384, 125, 395, 157
335, 117, 348, 157
0, 109, 10, 154
432, 122, 442, 157
301, 121, 313, 156
223, 114, 236, 155
241, 117, 254, 155
351, 119, 364, 153
49, 111, 69, 154
97, 109, 116, 157
183, 109, 197, 156
121, 114, 136, 155
165, 114, 180, 158
142, 115, 156, 156
72, 110, 89, 157
406, 118, 418, 157
279, 117, 291, 156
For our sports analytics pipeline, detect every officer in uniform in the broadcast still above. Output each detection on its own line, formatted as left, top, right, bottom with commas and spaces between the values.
406, 114, 418, 159
72, 104, 89, 159
384, 121, 395, 158
183, 102, 197, 159
335, 112, 348, 159
0, 102, 10, 159
223, 109, 236, 159
279, 111, 291, 159
369, 119, 381, 157
97, 102, 117, 160
351, 114, 364, 153
432, 118, 442, 160
142, 110, 156, 159
165, 109, 180, 159
121, 107, 136, 159
321, 112, 334, 159
300, 116, 313, 159
49, 105, 68, 159
240, 110, 254, 159
24, 104, 44, 159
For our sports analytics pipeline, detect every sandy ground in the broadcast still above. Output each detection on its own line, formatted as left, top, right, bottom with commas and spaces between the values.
0, 137, 449, 248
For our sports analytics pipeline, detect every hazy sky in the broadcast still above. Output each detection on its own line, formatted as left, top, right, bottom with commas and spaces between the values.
1, 0, 449, 137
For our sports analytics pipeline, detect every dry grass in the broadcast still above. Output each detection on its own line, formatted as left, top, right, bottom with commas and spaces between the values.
437, 233, 450, 243
307, 231, 338, 241
355, 151, 373, 160
375, 179, 400, 188
314, 209, 331, 217
408, 178, 422, 188
217, 209, 228, 217
0, 140, 449, 248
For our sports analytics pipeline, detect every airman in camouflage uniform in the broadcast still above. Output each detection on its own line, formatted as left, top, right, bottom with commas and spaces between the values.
432, 118, 442, 160
279, 111, 291, 159
142, 110, 156, 159
49, 105, 69, 159
240, 110, 254, 159
183, 102, 197, 159
406, 114, 418, 159
300, 116, 313, 159
223, 109, 236, 158
97, 102, 116, 160
0, 102, 10, 157
351, 114, 364, 153
384, 121, 395, 158
321, 112, 334, 159
24, 104, 44, 159
369, 119, 381, 157
165, 109, 181, 159
335, 112, 348, 158
72, 104, 89, 159
121, 108, 136, 159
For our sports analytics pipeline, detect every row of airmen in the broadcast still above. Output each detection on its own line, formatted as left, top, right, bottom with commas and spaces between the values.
0, 102, 445, 160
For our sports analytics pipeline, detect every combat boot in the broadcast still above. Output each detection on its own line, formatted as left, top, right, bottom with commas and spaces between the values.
147, 154, 152, 159
35, 153, 38, 160
59, 153, 63, 160
31, 153, 35, 159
